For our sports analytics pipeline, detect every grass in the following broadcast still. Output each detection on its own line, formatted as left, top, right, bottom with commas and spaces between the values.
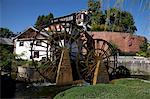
54, 78, 150, 99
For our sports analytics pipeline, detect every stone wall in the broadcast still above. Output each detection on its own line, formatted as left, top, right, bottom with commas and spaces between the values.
116, 56, 150, 76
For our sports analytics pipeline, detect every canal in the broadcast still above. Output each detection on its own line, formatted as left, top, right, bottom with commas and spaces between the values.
1, 75, 73, 99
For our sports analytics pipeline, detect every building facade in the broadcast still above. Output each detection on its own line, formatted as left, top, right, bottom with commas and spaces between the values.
14, 27, 49, 61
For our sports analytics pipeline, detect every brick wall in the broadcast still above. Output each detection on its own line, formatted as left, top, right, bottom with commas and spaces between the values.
89, 32, 146, 53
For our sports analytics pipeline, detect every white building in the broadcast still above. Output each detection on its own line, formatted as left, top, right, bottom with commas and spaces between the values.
14, 26, 49, 61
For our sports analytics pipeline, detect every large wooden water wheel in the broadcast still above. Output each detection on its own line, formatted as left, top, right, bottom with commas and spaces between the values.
31, 13, 118, 85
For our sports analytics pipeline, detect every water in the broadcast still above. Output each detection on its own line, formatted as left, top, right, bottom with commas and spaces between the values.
1, 75, 72, 99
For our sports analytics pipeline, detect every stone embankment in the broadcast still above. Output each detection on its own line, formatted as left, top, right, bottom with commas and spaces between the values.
117, 56, 150, 76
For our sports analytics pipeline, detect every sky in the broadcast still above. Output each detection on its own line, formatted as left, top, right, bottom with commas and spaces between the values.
0, 0, 150, 40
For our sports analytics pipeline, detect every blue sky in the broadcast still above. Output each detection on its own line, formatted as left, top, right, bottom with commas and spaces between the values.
0, 0, 150, 40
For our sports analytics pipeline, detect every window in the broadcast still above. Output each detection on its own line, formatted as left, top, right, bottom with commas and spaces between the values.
19, 41, 24, 46
30, 42, 33, 46
36, 40, 42, 46
34, 51, 39, 58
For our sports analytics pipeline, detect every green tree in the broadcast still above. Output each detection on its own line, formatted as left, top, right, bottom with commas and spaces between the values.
88, 0, 103, 26
35, 13, 54, 29
136, 40, 150, 57
120, 11, 137, 33
104, 8, 137, 33
0, 28, 16, 72
0, 28, 16, 38
0, 45, 14, 70
87, 1, 137, 34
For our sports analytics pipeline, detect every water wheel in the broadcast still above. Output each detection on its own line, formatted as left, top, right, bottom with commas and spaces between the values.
31, 20, 92, 84
78, 38, 118, 84
31, 13, 118, 85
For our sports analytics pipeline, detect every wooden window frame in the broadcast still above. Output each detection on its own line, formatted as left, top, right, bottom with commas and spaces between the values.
19, 41, 24, 46
34, 51, 39, 58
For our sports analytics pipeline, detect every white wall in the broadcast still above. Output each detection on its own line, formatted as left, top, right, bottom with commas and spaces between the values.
32, 40, 48, 61
15, 39, 48, 61
15, 39, 32, 60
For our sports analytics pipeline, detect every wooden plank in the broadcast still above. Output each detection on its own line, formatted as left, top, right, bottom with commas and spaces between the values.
56, 48, 73, 85
56, 50, 64, 83
92, 60, 101, 85
92, 59, 110, 85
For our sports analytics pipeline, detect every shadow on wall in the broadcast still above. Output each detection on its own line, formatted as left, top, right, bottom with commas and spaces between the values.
109, 65, 131, 80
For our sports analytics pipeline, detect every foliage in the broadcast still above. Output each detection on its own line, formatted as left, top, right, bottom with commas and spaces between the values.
0, 44, 30, 71
104, 8, 137, 33
0, 28, 16, 38
54, 78, 150, 99
136, 40, 150, 57
88, 1, 137, 34
109, 41, 118, 50
0, 45, 14, 70
13, 59, 32, 67
35, 13, 54, 29
0, 28, 17, 71
88, 0, 102, 26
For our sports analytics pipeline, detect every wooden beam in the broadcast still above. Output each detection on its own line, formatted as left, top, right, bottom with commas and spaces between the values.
56, 50, 64, 83
92, 60, 101, 85
56, 48, 73, 85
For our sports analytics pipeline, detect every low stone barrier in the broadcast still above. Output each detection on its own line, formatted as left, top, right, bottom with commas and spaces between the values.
116, 56, 150, 76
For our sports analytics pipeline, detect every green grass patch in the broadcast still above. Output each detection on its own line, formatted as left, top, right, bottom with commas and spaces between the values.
54, 78, 150, 99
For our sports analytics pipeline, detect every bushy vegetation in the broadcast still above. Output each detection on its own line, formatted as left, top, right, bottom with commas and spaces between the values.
136, 40, 150, 57
0, 28, 16, 38
88, 0, 137, 34
0, 28, 17, 71
35, 13, 54, 29
54, 78, 150, 99
0, 45, 14, 71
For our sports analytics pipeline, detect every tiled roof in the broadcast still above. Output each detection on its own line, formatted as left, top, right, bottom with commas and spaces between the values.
14, 26, 48, 39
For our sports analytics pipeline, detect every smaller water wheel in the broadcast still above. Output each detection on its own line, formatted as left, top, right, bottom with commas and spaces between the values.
78, 38, 118, 84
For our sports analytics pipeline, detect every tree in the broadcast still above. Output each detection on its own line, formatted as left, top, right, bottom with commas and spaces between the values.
88, 0, 102, 26
121, 11, 137, 33
35, 13, 54, 29
87, 1, 137, 34
136, 40, 150, 57
0, 28, 16, 38
104, 8, 137, 33
0, 45, 14, 71
0, 28, 16, 72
